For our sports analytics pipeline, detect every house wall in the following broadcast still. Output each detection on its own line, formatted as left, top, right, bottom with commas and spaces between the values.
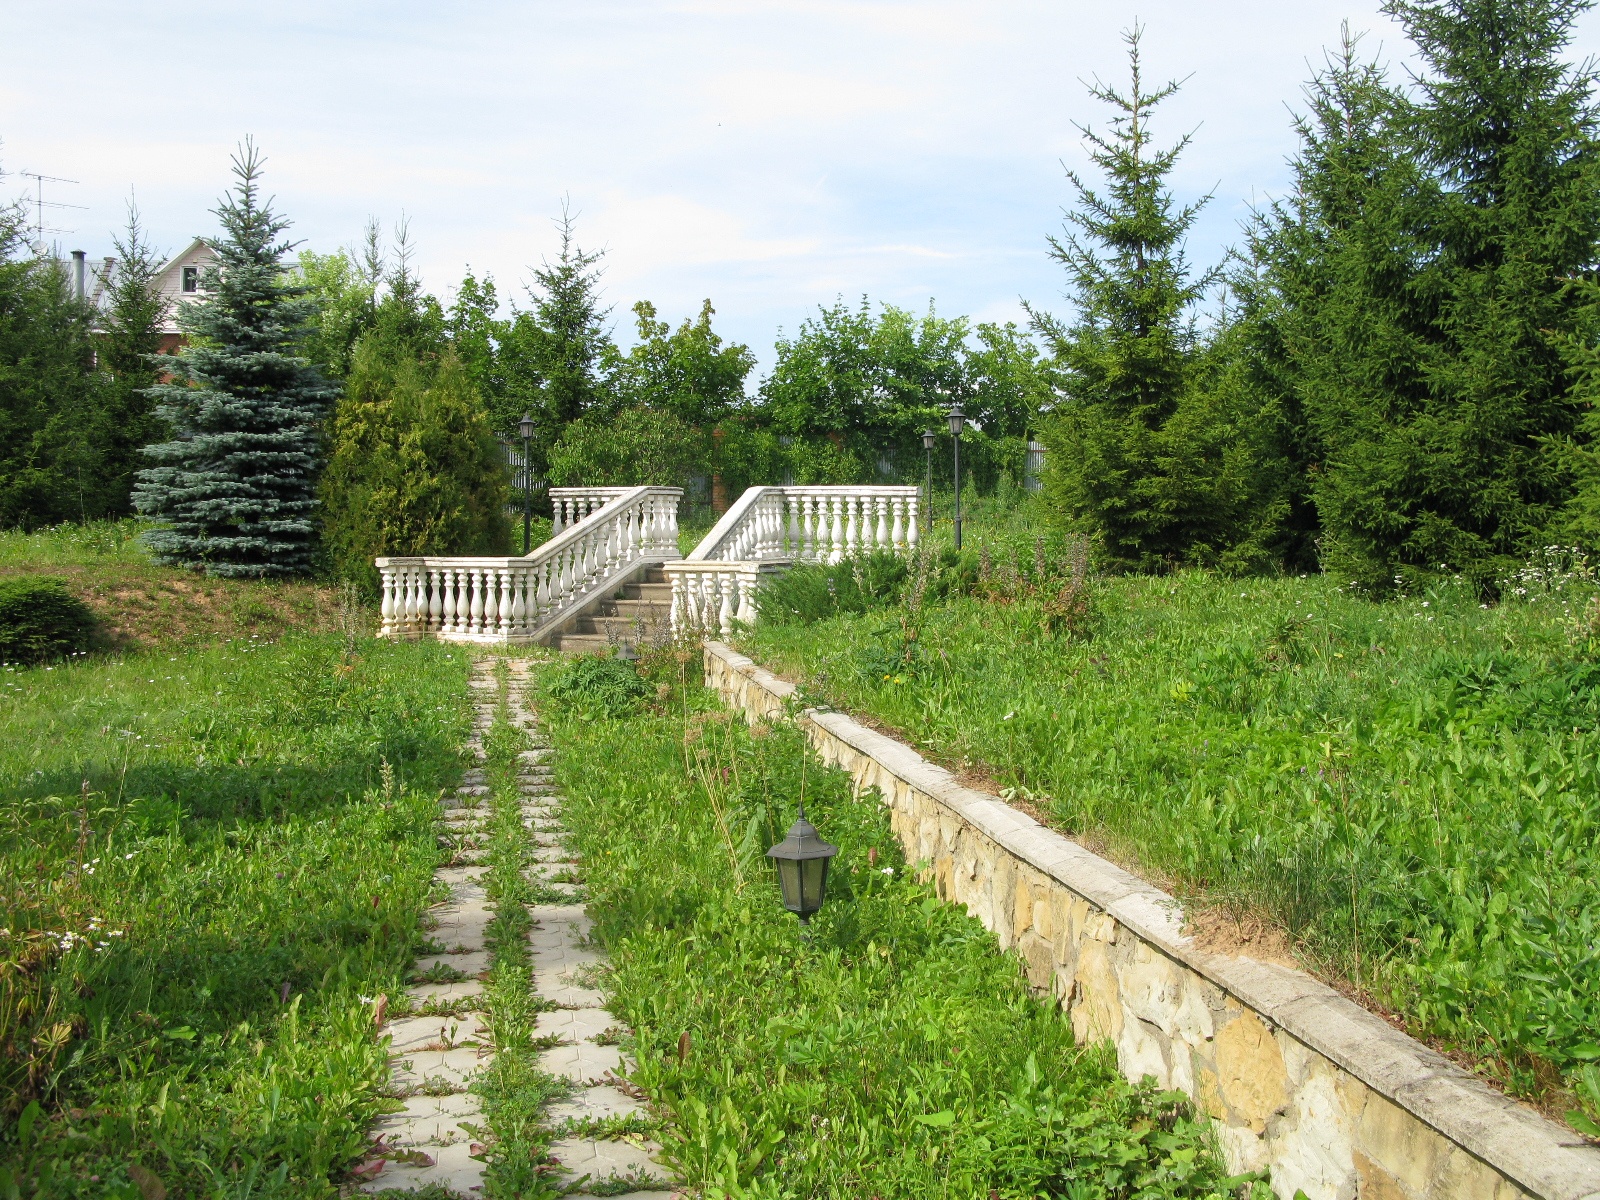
704, 640, 1600, 1200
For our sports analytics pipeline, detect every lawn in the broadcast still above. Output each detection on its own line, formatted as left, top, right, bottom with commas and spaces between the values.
0, 631, 470, 1196
0, 521, 345, 653
536, 653, 1267, 1199
740, 525, 1600, 1128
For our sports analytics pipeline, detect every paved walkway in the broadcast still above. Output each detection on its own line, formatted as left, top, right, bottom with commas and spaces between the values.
362, 655, 673, 1197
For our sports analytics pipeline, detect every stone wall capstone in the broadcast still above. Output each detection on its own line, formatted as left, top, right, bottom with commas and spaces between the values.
703, 641, 1600, 1200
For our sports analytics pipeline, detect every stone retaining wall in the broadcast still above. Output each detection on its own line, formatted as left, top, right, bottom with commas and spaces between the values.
704, 641, 1600, 1200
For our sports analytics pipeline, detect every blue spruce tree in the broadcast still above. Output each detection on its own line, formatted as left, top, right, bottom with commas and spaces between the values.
134, 142, 338, 577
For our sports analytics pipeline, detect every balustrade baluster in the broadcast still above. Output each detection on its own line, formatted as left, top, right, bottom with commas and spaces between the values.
397, 567, 414, 635
844, 496, 859, 557
890, 497, 905, 549
378, 568, 395, 636
736, 569, 757, 625
801, 495, 816, 560
424, 568, 440, 632
437, 568, 454, 633
875, 496, 890, 549
718, 574, 735, 635
907, 495, 920, 549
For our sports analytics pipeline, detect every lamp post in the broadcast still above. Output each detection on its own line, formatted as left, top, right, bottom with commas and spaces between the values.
946, 403, 966, 551
766, 802, 839, 927
921, 429, 936, 524
518, 413, 535, 555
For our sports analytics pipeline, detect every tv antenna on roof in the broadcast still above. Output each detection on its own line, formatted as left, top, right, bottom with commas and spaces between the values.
19, 172, 86, 244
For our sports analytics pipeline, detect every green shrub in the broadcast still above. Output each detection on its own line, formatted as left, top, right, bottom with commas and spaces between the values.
543, 654, 653, 719
754, 551, 909, 625
0, 576, 97, 664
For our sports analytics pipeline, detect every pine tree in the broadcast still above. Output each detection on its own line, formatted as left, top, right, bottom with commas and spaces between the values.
133, 143, 338, 577
94, 204, 169, 516
1030, 27, 1263, 571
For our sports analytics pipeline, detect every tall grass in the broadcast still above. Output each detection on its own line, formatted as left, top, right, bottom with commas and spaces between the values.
0, 634, 470, 1196
538, 661, 1268, 1199
744, 561, 1600, 1124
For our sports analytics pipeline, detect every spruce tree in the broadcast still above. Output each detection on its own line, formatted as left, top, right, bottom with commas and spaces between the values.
1030, 28, 1265, 571
95, 205, 169, 516
133, 143, 337, 577
1290, 2, 1600, 587
1238, 29, 1434, 580
0, 187, 107, 529
500, 208, 613, 472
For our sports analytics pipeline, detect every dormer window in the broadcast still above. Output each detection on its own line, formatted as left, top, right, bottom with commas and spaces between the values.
181, 265, 201, 293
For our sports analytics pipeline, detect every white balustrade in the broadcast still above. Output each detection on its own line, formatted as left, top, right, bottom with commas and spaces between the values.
686, 485, 919, 567
377, 486, 682, 643
666, 485, 920, 635
549, 486, 631, 533
663, 561, 764, 638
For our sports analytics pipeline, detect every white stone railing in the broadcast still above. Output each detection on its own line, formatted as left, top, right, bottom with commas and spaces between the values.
378, 486, 682, 643
668, 486, 920, 635
687, 485, 920, 565
549, 486, 631, 533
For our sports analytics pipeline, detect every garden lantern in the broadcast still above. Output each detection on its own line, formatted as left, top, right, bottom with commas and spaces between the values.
518, 413, 535, 555
766, 803, 839, 925
946, 403, 966, 551
921, 429, 937, 518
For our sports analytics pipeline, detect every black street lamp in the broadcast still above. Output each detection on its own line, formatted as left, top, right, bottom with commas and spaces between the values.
946, 403, 966, 551
518, 413, 535, 555
766, 803, 839, 926
921, 429, 937, 523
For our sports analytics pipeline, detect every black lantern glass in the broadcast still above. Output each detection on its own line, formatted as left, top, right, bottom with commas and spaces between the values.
766, 809, 839, 924
921, 429, 937, 451
518, 414, 535, 440
946, 404, 965, 437
518, 413, 535, 555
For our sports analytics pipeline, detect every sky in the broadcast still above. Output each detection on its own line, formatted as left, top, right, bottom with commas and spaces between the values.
6, 1, 1600, 374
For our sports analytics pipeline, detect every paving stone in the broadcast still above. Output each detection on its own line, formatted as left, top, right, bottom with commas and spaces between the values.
547, 1137, 664, 1185
388, 1045, 487, 1092
415, 949, 490, 979
545, 1084, 647, 1124
409, 977, 485, 1002
386, 1014, 488, 1055
535, 1006, 618, 1045
359, 1140, 484, 1195
539, 1040, 626, 1083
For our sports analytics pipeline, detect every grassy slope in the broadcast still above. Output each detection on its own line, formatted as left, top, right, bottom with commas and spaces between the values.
743, 515, 1600, 1124
0, 633, 470, 1196
0, 521, 343, 653
539, 660, 1266, 1199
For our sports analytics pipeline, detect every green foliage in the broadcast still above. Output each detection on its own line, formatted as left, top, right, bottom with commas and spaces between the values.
0, 634, 470, 1191
758, 298, 1048, 491
320, 275, 510, 587
0, 192, 111, 531
1252, 2, 1600, 589
499, 210, 614, 473
133, 142, 340, 578
293, 226, 381, 380
547, 405, 703, 491
544, 691, 1266, 1198
541, 655, 654, 720
0, 576, 97, 665
754, 551, 909, 626
95, 207, 171, 518
608, 299, 755, 429
747, 558, 1600, 1122
1030, 28, 1280, 573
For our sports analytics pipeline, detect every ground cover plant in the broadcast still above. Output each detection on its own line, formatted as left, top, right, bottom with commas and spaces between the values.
0, 521, 344, 653
537, 654, 1270, 1198
0, 632, 470, 1195
741, 528, 1600, 1130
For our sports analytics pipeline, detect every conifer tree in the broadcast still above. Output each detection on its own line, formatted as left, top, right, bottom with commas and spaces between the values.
1238, 29, 1433, 579
1285, 1, 1600, 587
133, 143, 337, 577
500, 207, 613, 472
1030, 28, 1265, 570
95, 204, 169, 516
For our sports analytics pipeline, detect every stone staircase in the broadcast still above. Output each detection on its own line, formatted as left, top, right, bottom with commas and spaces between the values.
547, 564, 672, 656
